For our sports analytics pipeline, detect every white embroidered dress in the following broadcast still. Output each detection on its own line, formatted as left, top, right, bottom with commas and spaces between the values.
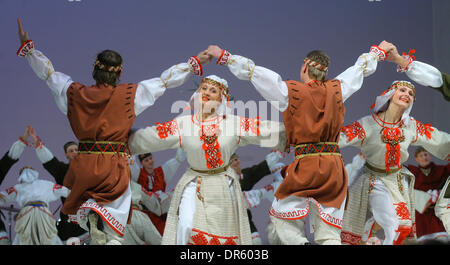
129, 114, 286, 245
339, 114, 450, 245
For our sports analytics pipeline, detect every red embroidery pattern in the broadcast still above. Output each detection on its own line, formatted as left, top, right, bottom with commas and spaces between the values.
155, 119, 178, 140
6, 187, 16, 195
340, 230, 362, 245
416, 120, 434, 140
216, 49, 231, 66
52, 184, 62, 192
189, 229, 238, 245
341, 121, 366, 144
200, 124, 223, 169
393, 202, 411, 220
393, 225, 412, 245
188, 56, 203, 76
240, 117, 260, 136
381, 127, 404, 172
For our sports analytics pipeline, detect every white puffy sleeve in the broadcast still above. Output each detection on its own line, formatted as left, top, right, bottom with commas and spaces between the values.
134, 56, 203, 116
339, 119, 368, 148
24, 49, 73, 115
129, 118, 182, 155
237, 117, 287, 152
219, 51, 289, 112
410, 119, 450, 161
335, 48, 381, 102
7, 140, 27, 160
404, 61, 444, 88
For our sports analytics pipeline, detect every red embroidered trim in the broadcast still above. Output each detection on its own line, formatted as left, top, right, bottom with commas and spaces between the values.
5, 187, 16, 195
155, 119, 179, 140
17, 40, 34, 57
397, 49, 416, 73
370, 45, 387, 61
52, 184, 62, 192
189, 228, 238, 245
393, 225, 412, 245
382, 127, 404, 172
200, 124, 223, 169
188, 56, 203, 76
216, 49, 231, 66
79, 201, 126, 236
416, 120, 434, 140
18, 136, 30, 147
341, 121, 366, 145
393, 202, 411, 220
240, 116, 260, 136
340, 230, 362, 245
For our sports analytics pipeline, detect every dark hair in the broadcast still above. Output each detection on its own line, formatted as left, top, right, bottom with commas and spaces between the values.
138, 153, 152, 162
414, 146, 428, 157
64, 141, 78, 153
305, 50, 330, 81
92, 50, 123, 87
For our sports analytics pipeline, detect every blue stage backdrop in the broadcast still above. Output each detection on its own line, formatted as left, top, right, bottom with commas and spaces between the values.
0, 0, 448, 244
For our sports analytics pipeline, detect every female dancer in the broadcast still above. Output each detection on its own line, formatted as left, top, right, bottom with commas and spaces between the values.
129, 75, 286, 244
339, 80, 450, 245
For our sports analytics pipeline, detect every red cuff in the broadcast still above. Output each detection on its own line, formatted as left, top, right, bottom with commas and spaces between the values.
216, 49, 231, 66
18, 136, 29, 147
188, 56, 203, 76
370, 45, 387, 61
17, 40, 34, 57
397, 57, 414, 73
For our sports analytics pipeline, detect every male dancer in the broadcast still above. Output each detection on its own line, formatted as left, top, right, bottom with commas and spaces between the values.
207, 41, 394, 244
17, 18, 211, 244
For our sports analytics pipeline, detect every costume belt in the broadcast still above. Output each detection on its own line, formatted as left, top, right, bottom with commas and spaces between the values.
294, 142, 341, 159
78, 140, 131, 156
190, 165, 229, 175
365, 162, 400, 174
24, 201, 48, 208
190, 166, 229, 202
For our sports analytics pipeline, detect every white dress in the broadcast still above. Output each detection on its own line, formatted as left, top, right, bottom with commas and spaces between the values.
129, 113, 286, 244
339, 114, 450, 245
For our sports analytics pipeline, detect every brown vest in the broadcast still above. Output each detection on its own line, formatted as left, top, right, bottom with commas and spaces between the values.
61, 82, 137, 217
275, 80, 348, 208
281, 79, 345, 145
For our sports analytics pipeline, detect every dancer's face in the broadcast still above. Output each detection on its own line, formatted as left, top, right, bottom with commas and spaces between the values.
390, 85, 415, 110
65, 144, 79, 161
415, 151, 431, 168
198, 82, 222, 114
229, 155, 241, 172
140, 155, 154, 174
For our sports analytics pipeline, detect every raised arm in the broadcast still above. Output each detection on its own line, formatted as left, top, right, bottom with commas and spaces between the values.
134, 50, 212, 116
17, 18, 73, 115
335, 41, 394, 102
387, 46, 449, 101
207, 45, 289, 112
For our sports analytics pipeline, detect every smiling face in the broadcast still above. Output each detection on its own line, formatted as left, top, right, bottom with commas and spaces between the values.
197, 81, 223, 116
390, 84, 415, 110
